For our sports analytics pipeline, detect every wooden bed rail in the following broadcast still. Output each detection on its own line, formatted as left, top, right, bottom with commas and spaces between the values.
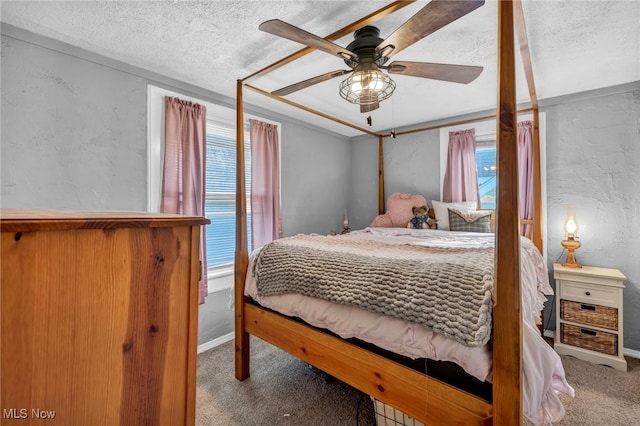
245, 303, 493, 426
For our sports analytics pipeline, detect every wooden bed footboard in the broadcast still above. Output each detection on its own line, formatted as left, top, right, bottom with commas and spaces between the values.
241, 302, 493, 426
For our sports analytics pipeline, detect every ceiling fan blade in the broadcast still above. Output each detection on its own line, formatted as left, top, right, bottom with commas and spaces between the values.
259, 19, 355, 61
272, 70, 351, 96
388, 61, 483, 84
360, 101, 379, 113
377, 0, 485, 58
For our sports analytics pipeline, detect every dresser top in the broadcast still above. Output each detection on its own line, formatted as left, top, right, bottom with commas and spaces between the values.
0, 209, 209, 232
553, 263, 626, 281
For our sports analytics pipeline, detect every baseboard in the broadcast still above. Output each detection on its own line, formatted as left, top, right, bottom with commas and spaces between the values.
544, 329, 640, 360
197, 332, 234, 354
624, 347, 640, 359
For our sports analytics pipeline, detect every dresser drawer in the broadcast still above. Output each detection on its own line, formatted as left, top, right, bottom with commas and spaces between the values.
560, 300, 618, 330
559, 280, 618, 307
560, 323, 617, 356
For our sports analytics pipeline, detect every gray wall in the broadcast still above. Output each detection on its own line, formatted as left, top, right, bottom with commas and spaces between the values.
198, 289, 234, 346
281, 120, 351, 236
349, 129, 441, 230
543, 88, 640, 351
1, 28, 350, 347
349, 85, 640, 352
1, 30, 148, 210
3, 25, 638, 352
349, 128, 443, 230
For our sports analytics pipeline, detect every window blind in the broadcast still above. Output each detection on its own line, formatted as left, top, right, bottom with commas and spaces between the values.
205, 120, 252, 269
476, 144, 496, 209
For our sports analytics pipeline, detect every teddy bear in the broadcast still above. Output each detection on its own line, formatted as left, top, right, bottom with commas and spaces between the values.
407, 205, 437, 229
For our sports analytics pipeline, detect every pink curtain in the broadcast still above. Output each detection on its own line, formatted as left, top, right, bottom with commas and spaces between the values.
161, 96, 207, 304
518, 121, 534, 238
250, 119, 282, 249
442, 129, 479, 203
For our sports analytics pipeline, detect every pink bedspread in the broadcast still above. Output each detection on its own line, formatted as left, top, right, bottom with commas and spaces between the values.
244, 228, 574, 425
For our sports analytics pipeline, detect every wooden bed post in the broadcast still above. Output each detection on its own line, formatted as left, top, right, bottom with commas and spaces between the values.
531, 108, 543, 252
234, 80, 250, 380
494, 1, 523, 425
514, 0, 543, 253
378, 135, 385, 215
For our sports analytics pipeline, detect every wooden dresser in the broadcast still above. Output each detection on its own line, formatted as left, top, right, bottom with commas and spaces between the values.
553, 263, 627, 371
1, 209, 208, 425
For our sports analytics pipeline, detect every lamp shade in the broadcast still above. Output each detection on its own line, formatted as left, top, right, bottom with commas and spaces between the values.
339, 69, 395, 106
564, 206, 578, 238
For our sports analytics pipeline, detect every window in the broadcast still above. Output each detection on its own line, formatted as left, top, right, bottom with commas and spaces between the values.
205, 120, 252, 270
147, 85, 279, 278
475, 139, 496, 209
439, 123, 499, 207
438, 114, 547, 257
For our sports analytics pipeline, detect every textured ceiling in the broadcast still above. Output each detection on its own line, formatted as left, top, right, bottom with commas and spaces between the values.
2, 1, 639, 136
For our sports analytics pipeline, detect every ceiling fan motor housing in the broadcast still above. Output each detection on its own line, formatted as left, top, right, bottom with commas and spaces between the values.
344, 26, 388, 69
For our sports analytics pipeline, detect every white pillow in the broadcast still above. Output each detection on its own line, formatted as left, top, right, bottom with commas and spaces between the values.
431, 200, 477, 231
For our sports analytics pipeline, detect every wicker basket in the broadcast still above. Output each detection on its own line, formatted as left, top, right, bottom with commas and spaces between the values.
371, 398, 425, 426
561, 323, 617, 355
560, 300, 617, 330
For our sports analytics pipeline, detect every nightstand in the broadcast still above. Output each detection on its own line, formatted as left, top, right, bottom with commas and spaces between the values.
554, 263, 627, 371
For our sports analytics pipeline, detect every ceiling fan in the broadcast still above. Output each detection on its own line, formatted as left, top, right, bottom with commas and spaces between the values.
259, 0, 485, 113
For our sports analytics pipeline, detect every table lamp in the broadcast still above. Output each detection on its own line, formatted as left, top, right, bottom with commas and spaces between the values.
561, 207, 582, 268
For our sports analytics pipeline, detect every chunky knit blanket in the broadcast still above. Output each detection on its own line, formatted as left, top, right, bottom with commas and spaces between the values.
253, 234, 495, 347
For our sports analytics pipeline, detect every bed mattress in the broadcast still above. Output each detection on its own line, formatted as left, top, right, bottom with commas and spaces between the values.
243, 227, 574, 425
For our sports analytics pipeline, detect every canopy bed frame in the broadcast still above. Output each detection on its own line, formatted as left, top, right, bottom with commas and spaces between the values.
234, 1, 543, 425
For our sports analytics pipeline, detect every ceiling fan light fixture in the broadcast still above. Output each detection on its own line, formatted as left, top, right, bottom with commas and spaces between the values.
339, 69, 396, 106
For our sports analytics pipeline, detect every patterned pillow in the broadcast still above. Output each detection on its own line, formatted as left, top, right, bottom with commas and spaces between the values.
448, 209, 492, 233
431, 200, 477, 230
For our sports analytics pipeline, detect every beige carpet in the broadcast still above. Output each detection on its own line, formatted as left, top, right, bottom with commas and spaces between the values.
533, 353, 640, 426
197, 337, 640, 425
196, 336, 376, 425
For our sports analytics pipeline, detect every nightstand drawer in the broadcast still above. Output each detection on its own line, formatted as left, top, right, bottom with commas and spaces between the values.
560, 300, 618, 330
560, 280, 618, 307
560, 323, 617, 356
